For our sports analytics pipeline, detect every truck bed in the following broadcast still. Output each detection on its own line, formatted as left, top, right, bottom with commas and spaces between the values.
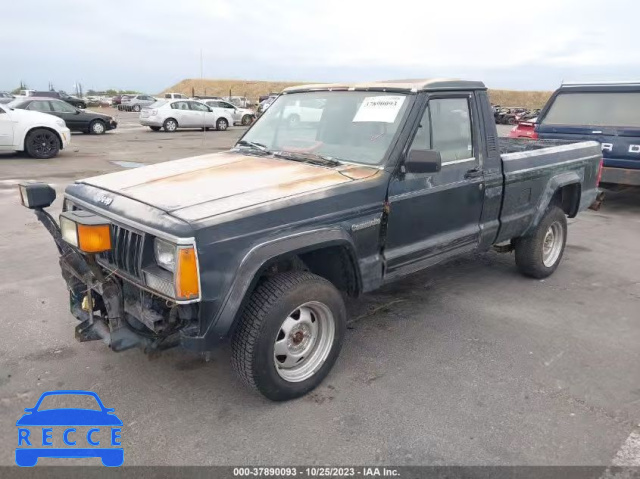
499, 137, 577, 154
494, 139, 602, 243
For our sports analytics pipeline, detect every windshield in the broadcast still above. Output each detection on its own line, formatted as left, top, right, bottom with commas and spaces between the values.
543, 92, 640, 128
241, 91, 411, 165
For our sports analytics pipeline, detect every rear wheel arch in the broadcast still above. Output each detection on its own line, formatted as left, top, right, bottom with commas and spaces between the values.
553, 183, 581, 218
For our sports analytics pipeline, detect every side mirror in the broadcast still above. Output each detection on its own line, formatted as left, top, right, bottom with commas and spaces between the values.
75, 109, 81, 114
405, 149, 442, 174
19, 182, 56, 209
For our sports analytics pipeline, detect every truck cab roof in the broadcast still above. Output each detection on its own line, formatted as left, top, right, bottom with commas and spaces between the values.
283, 78, 486, 94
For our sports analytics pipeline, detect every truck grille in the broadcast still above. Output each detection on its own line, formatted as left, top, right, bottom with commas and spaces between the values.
99, 224, 144, 278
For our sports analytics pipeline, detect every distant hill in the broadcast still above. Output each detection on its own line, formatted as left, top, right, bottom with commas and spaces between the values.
163, 79, 552, 109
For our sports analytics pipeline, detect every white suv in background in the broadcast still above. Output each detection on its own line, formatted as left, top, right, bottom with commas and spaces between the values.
201, 99, 255, 126
0, 103, 70, 158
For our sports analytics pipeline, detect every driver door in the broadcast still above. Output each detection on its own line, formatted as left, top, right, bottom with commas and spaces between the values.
49, 100, 80, 129
188, 101, 214, 128
384, 93, 484, 279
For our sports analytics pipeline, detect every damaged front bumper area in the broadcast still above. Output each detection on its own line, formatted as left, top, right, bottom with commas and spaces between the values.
35, 207, 199, 353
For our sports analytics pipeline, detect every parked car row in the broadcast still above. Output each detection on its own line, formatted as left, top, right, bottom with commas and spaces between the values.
8, 98, 117, 134
493, 105, 540, 125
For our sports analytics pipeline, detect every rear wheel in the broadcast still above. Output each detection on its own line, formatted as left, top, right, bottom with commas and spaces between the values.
216, 117, 229, 131
24, 129, 60, 159
163, 118, 178, 132
514, 205, 567, 278
231, 271, 346, 401
89, 120, 106, 134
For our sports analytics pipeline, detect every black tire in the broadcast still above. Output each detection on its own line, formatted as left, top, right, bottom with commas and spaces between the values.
163, 118, 178, 132
78, 103, 86, 109
149, 126, 161, 132
241, 114, 254, 126
24, 128, 60, 159
507, 116, 517, 125
216, 117, 229, 131
231, 271, 346, 401
89, 120, 106, 135
133, 104, 141, 112
514, 205, 568, 279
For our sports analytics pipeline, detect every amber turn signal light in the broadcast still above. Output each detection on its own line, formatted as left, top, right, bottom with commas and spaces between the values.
175, 246, 200, 300
59, 211, 111, 254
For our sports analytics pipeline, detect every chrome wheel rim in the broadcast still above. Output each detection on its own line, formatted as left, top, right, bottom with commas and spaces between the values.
217, 119, 227, 130
273, 301, 335, 383
542, 221, 564, 267
166, 120, 177, 131
93, 122, 105, 134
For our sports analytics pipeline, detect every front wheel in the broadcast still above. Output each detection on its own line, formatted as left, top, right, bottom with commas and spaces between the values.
24, 128, 60, 159
90, 120, 106, 134
133, 104, 141, 112
514, 205, 568, 279
241, 114, 254, 126
216, 117, 229, 131
231, 271, 346, 401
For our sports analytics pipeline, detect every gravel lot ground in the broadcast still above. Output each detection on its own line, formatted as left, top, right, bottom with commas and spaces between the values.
0, 110, 638, 466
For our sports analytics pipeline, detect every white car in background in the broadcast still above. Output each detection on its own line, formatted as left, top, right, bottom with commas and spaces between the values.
0, 103, 70, 158
283, 98, 325, 126
200, 99, 255, 126
139, 100, 234, 132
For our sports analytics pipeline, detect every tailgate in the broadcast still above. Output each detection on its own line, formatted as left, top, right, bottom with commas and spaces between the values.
537, 125, 640, 170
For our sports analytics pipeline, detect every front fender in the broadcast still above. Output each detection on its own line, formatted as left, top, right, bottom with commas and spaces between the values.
181, 227, 357, 350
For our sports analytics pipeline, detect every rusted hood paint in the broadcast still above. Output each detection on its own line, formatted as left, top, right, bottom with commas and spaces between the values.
78, 151, 378, 220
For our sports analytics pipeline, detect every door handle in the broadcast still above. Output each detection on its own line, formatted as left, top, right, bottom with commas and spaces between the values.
464, 168, 482, 179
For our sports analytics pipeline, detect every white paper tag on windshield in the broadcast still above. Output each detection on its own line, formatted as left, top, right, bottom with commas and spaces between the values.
353, 96, 405, 123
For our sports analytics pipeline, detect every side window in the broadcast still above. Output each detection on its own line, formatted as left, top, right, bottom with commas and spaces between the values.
51, 101, 76, 113
409, 105, 431, 152
28, 101, 53, 112
429, 98, 473, 162
171, 101, 189, 110
189, 101, 208, 112
165, 94, 171, 99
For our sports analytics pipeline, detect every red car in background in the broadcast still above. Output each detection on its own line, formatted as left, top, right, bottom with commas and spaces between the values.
509, 118, 539, 139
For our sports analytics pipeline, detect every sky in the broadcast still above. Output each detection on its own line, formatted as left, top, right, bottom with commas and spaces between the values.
2, 0, 640, 93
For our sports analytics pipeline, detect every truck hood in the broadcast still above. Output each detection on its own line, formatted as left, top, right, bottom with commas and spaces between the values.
77, 151, 379, 221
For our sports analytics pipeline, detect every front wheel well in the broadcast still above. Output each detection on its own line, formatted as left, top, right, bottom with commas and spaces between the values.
256, 245, 360, 297
23, 127, 63, 151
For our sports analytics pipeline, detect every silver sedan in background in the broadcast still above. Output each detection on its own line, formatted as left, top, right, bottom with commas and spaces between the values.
139, 100, 234, 132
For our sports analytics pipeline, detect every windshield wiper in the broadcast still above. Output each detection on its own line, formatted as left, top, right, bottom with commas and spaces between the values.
272, 150, 342, 167
236, 140, 269, 152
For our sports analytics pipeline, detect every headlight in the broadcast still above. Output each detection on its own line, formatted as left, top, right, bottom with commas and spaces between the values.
59, 211, 111, 253
154, 238, 176, 272
151, 238, 200, 300
55, 118, 66, 127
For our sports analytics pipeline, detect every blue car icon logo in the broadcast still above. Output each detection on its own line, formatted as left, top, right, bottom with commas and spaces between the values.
16, 390, 123, 467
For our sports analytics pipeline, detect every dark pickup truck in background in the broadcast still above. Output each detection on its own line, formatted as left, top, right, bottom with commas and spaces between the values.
536, 81, 640, 186
20, 79, 602, 401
